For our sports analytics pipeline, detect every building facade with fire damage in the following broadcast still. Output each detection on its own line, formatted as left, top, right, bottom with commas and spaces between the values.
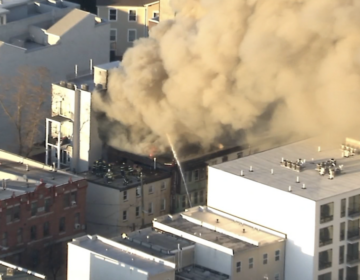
207, 137, 360, 280
0, 150, 87, 279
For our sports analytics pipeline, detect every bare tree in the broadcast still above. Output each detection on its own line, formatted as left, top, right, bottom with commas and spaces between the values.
0, 66, 50, 156
43, 242, 64, 280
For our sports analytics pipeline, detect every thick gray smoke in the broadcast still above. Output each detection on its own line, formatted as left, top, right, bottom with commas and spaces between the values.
93, 0, 360, 156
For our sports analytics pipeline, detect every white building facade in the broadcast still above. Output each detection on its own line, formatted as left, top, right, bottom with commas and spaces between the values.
208, 137, 360, 280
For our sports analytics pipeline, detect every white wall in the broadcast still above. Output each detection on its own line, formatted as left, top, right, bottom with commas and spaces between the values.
194, 243, 232, 276
86, 182, 121, 238
68, 244, 91, 280
208, 167, 316, 280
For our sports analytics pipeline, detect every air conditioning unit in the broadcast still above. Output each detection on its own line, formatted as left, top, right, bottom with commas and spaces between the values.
71, 200, 76, 206
74, 223, 81, 229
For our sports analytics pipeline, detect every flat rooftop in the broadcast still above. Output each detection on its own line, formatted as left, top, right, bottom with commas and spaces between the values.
177, 265, 229, 280
95, 60, 120, 70
71, 235, 175, 275
213, 137, 360, 201
113, 227, 194, 258
155, 206, 284, 252
0, 260, 45, 279
0, 150, 83, 200
81, 159, 171, 191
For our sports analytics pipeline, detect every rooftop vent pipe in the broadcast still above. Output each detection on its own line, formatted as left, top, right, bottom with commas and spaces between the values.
240, 170, 244, 176
271, 169, 274, 175
318, 146, 321, 152
249, 166, 253, 172
302, 183, 306, 189
288, 186, 292, 192
296, 176, 299, 183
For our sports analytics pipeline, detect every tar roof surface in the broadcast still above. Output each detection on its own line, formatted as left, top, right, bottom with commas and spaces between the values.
96, 0, 157, 7
213, 137, 360, 201
113, 228, 194, 259
72, 236, 174, 275
177, 265, 229, 280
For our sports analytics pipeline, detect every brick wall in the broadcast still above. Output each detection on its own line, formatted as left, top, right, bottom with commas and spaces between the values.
0, 178, 87, 278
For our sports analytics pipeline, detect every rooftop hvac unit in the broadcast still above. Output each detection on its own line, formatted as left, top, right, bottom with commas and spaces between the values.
81, 84, 89, 91
67, 82, 74, 90
59, 81, 66, 87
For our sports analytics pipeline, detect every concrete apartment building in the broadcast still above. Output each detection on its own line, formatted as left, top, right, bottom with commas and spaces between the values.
0, 259, 46, 279
0, 150, 87, 278
207, 136, 360, 280
67, 206, 286, 280
0, 0, 110, 153
96, 0, 175, 59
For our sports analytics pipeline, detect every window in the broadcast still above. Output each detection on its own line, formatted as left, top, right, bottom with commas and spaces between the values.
275, 274, 280, 280
6, 205, 20, 223
318, 272, 331, 280
200, 190, 204, 203
128, 9, 137, 21
181, 195, 186, 208
341, 198, 346, 217
349, 194, 360, 217
249, 257, 253, 269
71, 191, 77, 205
136, 187, 141, 197
236, 261, 241, 272
161, 182, 166, 190
319, 226, 333, 246
263, 253, 268, 264
149, 185, 153, 194
148, 202, 153, 214
200, 168, 205, 180
30, 226, 37, 241
2, 232, 8, 247
222, 156, 228, 162
110, 29, 117, 42
320, 202, 334, 223
43, 222, 50, 237
340, 222, 345, 241
63, 193, 71, 208
128, 29, 137, 42
59, 217, 65, 233
319, 249, 332, 270
347, 243, 359, 264
339, 245, 344, 264
75, 212, 80, 225
123, 190, 128, 201
136, 206, 140, 217
161, 199, 166, 211
339, 268, 344, 280
348, 219, 360, 240
31, 202, 37, 216
17, 228, 23, 244
237, 152, 243, 158
123, 210, 127, 221
110, 42, 116, 51
194, 192, 198, 204
109, 8, 117, 21
45, 198, 51, 212
194, 170, 199, 181
188, 171, 192, 182
275, 250, 280, 261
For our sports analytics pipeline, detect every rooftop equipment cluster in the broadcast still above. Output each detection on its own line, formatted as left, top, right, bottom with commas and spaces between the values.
280, 158, 305, 172
341, 144, 358, 158
315, 158, 343, 180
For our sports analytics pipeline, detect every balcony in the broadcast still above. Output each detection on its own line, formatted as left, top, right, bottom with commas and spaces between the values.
347, 254, 360, 267
320, 215, 333, 224
348, 230, 360, 243
319, 239, 332, 247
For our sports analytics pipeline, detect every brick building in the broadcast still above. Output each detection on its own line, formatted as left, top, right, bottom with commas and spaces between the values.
0, 150, 87, 279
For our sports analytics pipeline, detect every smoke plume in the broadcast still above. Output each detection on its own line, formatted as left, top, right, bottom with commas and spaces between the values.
93, 0, 360, 156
